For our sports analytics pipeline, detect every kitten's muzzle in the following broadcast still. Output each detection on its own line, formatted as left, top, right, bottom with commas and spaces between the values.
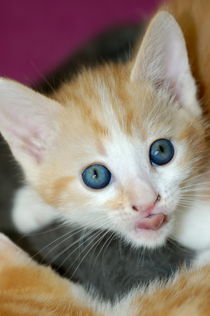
132, 194, 167, 230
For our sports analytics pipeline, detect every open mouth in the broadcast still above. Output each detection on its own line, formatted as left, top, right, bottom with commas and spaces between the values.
135, 213, 167, 231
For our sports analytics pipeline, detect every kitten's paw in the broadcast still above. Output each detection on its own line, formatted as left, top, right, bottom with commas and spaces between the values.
12, 186, 58, 233
0, 233, 30, 268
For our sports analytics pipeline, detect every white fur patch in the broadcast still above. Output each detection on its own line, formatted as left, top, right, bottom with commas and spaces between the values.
172, 199, 210, 251
12, 186, 57, 233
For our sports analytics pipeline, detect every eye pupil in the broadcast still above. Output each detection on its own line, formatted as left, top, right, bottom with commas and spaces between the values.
149, 139, 174, 166
159, 145, 164, 153
93, 169, 98, 178
82, 164, 111, 189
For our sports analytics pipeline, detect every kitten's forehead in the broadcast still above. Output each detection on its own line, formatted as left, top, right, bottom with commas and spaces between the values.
54, 63, 177, 143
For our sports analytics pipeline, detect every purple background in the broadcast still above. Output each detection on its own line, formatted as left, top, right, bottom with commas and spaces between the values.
0, 0, 160, 84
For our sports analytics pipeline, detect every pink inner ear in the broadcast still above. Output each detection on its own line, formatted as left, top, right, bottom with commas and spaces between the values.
0, 78, 62, 167
20, 137, 45, 164
163, 41, 187, 103
150, 36, 188, 103
131, 12, 196, 107
155, 78, 182, 104
11, 125, 46, 164
2, 111, 47, 164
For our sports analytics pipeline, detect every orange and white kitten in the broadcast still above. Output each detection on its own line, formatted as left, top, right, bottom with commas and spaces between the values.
1, 232, 210, 316
2, 9, 208, 257
2, 5, 210, 316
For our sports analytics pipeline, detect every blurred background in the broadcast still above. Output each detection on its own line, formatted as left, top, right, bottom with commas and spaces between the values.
0, 0, 161, 85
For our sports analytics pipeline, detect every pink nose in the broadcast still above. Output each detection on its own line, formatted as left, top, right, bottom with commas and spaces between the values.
132, 194, 160, 214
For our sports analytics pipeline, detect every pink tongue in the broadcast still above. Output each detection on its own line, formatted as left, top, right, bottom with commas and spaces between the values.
137, 213, 166, 231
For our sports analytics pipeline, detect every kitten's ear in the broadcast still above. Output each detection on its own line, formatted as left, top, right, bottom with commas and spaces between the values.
0, 78, 63, 177
130, 11, 201, 116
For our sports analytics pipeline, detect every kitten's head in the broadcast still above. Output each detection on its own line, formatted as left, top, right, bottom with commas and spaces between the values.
0, 12, 207, 248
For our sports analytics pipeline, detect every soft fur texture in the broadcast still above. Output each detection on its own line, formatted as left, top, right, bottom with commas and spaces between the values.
1, 233, 210, 316
0, 233, 100, 316
2, 1, 210, 314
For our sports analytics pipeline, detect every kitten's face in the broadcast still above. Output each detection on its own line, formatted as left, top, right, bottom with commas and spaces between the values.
0, 12, 206, 249
34, 64, 205, 248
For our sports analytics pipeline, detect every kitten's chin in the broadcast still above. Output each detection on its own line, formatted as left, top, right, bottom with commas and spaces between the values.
123, 220, 172, 249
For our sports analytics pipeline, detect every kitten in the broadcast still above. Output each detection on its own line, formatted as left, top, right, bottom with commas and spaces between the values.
1, 6, 210, 315
8, 18, 194, 301
0, 232, 210, 315
1, 5, 209, 302
3, 8, 205, 249
0, 20, 192, 302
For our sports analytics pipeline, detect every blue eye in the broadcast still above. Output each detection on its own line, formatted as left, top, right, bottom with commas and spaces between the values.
149, 139, 174, 166
82, 164, 111, 189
